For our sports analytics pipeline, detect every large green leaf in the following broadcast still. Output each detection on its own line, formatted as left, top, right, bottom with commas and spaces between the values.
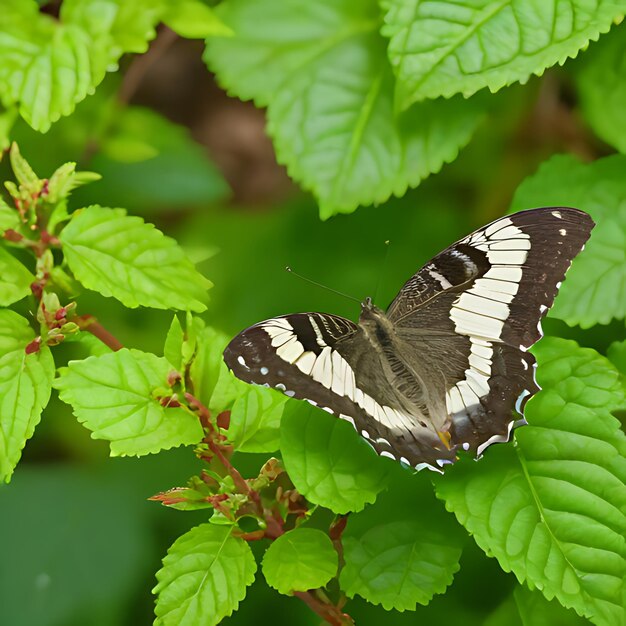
54, 349, 204, 456
514, 585, 592, 626
205, 0, 485, 218
262, 528, 338, 595
280, 402, 390, 513
0, 247, 33, 306
0, 309, 54, 482
575, 24, 626, 153
382, 0, 626, 109
436, 338, 626, 626
0, 0, 162, 132
511, 154, 626, 328
60, 205, 211, 312
154, 523, 256, 626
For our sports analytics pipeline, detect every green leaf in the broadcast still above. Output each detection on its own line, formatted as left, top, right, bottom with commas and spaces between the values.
0, 247, 34, 305
228, 386, 287, 453
204, 0, 485, 218
0, 10, 108, 132
0, 309, 54, 482
0, 107, 17, 151
340, 519, 462, 610
60, 205, 211, 312
575, 24, 626, 153
53, 348, 204, 456
163, 315, 184, 371
154, 523, 256, 626
262, 528, 338, 595
0, 1, 162, 132
163, 0, 233, 38
61, 0, 163, 56
280, 402, 390, 513
436, 338, 626, 626
340, 465, 464, 611
88, 106, 229, 212
607, 340, 626, 378
511, 154, 626, 328
9, 142, 38, 186
0, 196, 19, 233
382, 0, 626, 109
514, 585, 592, 626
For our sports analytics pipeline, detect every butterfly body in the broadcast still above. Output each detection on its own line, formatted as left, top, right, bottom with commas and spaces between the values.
224, 208, 594, 472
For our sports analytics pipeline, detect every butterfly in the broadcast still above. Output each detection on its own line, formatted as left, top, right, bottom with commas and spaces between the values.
223, 208, 594, 472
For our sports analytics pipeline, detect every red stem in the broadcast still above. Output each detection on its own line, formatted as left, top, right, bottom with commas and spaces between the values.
75, 315, 124, 351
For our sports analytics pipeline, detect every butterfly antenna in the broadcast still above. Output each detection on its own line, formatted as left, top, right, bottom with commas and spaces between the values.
372, 239, 391, 306
285, 266, 361, 304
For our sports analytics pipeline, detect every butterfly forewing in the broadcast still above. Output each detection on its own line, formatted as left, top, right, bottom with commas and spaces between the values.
224, 207, 594, 471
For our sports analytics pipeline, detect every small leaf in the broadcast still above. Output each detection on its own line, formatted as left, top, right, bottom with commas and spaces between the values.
262, 528, 338, 595
576, 24, 626, 153
9, 143, 38, 186
383, 0, 626, 108
280, 402, 390, 514
340, 465, 464, 611
60, 205, 211, 312
205, 0, 484, 218
436, 338, 626, 626
514, 585, 591, 626
154, 523, 256, 626
0, 247, 34, 306
228, 386, 287, 454
0, 107, 17, 151
0, 309, 54, 482
163, 315, 184, 371
510, 154, 626, 328
0, 196, 19, 232
53, 349, 203, 456
340, 519, 462, 610
163, 0, 233, 38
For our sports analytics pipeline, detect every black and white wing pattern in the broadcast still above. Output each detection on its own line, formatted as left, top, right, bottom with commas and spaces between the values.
224, 207, 594, 472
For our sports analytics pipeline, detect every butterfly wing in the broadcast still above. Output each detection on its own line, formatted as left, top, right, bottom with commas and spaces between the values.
388, 207, 594, 455
223, 312, 457, 467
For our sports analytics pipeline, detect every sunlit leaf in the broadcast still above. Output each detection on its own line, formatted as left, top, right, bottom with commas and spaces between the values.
54, 349, 204, 456
0, 197, 19, 233
280, 402, 390, 513
511, 154, 626, 328
514, 585, 592, 626
163, 0, 232, 38
154, 523, 256, 626
163, 315, 184, 371
436, 338, 626, 626
340, 465, 464, 611
60, 205, 212, 312
262, 528, 338, 595
382, 0, 626, 108
205, 0, 485, 218
0, 309, 54, 482
0, 247, 33, 306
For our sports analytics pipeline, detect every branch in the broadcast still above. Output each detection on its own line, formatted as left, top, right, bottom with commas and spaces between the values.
75, 315, 124, 351
293, 591, 354, 626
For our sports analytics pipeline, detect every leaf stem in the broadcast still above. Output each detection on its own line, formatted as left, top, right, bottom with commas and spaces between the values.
75, 315, 124, 351
293, 591, 354, 626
